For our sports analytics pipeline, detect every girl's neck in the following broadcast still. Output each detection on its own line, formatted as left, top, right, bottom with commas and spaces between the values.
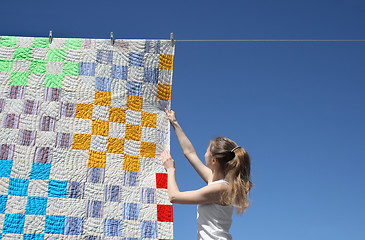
212, 169, 225, 182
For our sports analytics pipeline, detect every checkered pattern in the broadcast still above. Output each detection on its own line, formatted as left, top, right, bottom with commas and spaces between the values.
0, 36, 174, 239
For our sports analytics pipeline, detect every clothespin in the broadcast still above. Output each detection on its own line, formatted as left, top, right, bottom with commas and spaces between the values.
170, 32, 175, 47
49, 30, 52, 44
111, 32, 114, 46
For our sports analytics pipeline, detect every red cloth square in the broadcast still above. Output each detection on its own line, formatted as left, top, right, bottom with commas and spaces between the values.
157, 204, 173, 222
156, 173, 167, 189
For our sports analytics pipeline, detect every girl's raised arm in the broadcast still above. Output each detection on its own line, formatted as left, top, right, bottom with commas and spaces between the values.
165, 109, 212, 183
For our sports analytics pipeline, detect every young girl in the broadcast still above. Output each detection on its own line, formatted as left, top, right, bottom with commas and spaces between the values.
161, 109, 252, 240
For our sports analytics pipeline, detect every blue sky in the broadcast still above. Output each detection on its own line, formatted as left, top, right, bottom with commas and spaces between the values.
1, 0, 365, 239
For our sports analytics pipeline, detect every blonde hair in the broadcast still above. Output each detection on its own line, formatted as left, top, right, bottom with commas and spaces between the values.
209, 137, 252, 214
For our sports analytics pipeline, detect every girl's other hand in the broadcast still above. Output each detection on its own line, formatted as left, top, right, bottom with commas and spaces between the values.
161, 149, 175, 171
164, 108, 177, 124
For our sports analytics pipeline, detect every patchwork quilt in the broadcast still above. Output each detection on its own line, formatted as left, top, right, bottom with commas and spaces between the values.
0, 36, 174, 240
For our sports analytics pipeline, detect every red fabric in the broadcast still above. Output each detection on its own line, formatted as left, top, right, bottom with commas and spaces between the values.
157, 204, 173, 222
156, 173, 168, 188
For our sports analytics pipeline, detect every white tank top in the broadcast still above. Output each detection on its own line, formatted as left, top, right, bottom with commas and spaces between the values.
197, 179, 233, 240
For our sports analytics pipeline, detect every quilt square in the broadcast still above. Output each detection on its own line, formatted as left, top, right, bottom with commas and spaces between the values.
0, 36, 17, 47
123, 139, 141, 156
28, 179, 48, 197
111, 65, 128, 80
95, 77, 111, 92
8, 85, 26, 98
83, 218, 103, 236
123, 155, 140, 172
29, 60, 47, 74
0, 59, 13, 72
109, 107, 126, 123
39, 116, 56, 131
123, 203, 140, 220
13, 47, 32, 60
44, 88, 61, 101
8, 178, 29, 196
97, 50, 113, 64
125, 124, 141, 141
31, 48, 48, 61
104, 218, 122, 236
59, 102, 76, 117
65, 216, 84, 235
129, 53, 144, 67
65, 49, 82, 62
25, 196, 47, 215
55, 133, 73, 149
157, 204, 173, 222
46, 61, 63, 75
104, 185, 121, 202
127, 81, 142, 96
94, 91, 111, 106
32, 37, 49, 48
159, 54, 174, 69
156, 173, 168, 189
0, 160, 13, 177
30, 163, 51, 180
123, 170, 139, 187
140, 142, 156, 158
145, 40, 160, 54
0, 144, 15, 160
92, 105, 109, 121
143, 68, 159, 84
47, 48, 65, 62
86, 167, 105, 183
106, 137, 124, 154
86, 200, 104, 218
5, 195, 27, 214
67, 181, 85, 199
33, 147, 53, 163
48, 180, 67, 198
45, 74, 63, 88
23, 100, 42, 115
141, 220, 157, 238
141, 188, 156, 204
12, 60, 30, 73
2, 114, 20, 129
125, 109, 141, 126
76, 103, 93, 119
79, 62, 95, 76
126, 95, 143, 111
65, 38, 82, 50
23, 215, 46, 234
3, 214, 26, 233
45, 215, 65, 234
72, 133, 91, 150
88, 150, 107, 168
91, 119, 109, 137
90, 135, 108, 152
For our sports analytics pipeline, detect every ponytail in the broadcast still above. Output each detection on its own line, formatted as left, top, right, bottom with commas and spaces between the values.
209, 137, 252, 214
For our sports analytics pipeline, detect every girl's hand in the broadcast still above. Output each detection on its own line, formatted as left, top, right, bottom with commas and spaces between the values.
161, 149, 175, 171
164, 108, 177, 124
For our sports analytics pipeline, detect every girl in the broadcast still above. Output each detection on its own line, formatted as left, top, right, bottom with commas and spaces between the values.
161, 109, 252, 240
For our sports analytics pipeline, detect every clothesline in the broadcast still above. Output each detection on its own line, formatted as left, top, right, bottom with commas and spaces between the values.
175, 39, 365, 42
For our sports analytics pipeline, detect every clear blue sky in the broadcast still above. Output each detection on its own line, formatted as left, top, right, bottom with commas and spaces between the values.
1, 0, 365, 239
